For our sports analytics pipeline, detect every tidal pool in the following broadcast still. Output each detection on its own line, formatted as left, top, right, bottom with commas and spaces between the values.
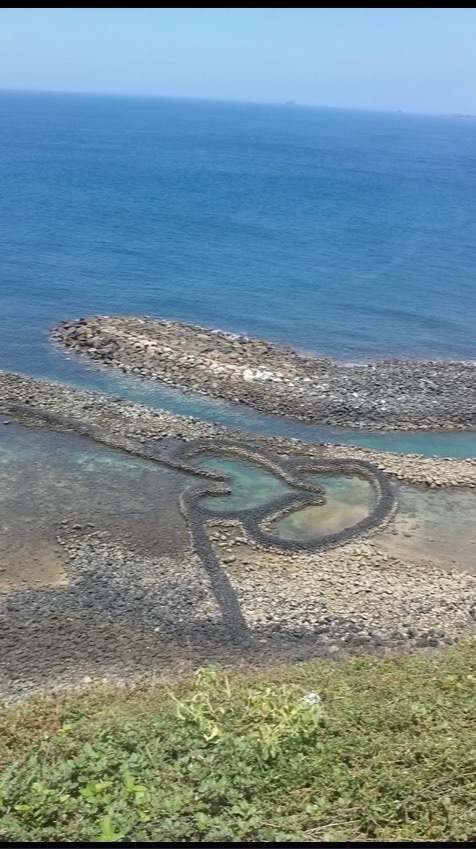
376, 483, 476, 574
195, 456, 476, 571
199, 456, 292, 512
272, 475, 376, 541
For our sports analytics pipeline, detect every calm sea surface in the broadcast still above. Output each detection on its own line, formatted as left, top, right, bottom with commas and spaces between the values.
1, 91, 475, 456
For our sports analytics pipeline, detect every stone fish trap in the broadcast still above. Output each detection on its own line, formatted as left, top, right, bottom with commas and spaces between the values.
0, 404, 398, 644
2, 406, 398, 555
155, 438, 398, 642
166, 438, 398, 555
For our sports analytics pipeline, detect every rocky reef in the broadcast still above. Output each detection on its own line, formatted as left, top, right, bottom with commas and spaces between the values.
51, 315, 476, 430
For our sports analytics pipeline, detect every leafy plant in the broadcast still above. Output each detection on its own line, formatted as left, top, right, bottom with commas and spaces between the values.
1, 641, 476, 841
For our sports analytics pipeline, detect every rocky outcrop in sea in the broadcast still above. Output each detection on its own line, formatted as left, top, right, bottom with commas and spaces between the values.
51, 316, 476, 431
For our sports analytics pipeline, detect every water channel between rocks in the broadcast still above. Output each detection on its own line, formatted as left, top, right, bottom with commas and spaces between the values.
1, 422, 475, 594
24, 351, 476, 458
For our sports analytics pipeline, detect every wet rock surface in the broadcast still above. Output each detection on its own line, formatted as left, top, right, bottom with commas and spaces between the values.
51, 315, 476, 431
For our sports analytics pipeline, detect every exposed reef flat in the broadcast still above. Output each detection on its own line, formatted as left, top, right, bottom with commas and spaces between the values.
3, 523, 476, 700
1, 371, 476, 698
51, 315, 476, 431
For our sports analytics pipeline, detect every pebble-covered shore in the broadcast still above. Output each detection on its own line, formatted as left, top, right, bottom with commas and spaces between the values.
1, 370, 476, 698
2, 519, 476, 700
51, 315, 476, 431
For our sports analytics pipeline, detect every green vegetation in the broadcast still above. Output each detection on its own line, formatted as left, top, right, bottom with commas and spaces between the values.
1, 642, 476, 842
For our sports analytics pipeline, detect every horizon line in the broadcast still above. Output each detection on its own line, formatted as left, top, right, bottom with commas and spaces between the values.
0, 85, 466, 120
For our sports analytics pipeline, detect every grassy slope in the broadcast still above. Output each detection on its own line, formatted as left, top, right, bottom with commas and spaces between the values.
1, 642, 476, 842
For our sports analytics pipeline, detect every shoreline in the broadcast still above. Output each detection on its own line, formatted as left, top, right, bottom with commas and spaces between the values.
50, 315, 476, 432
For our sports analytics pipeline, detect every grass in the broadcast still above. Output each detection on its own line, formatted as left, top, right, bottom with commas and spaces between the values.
1, 641, 476, 842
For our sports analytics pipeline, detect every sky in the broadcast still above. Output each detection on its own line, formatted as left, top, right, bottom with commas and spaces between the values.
1, 7, 476, 114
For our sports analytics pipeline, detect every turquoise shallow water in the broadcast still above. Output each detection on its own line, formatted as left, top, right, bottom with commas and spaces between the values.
200, 456, 291, 511
1, 91, 475, 456
200, 458, 376, 539
39, 357, 476, 458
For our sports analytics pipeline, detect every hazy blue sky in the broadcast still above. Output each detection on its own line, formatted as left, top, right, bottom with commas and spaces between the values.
1, 7, 476, 114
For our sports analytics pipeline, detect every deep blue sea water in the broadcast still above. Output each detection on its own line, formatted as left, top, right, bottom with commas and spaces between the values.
1, 90, 476, 456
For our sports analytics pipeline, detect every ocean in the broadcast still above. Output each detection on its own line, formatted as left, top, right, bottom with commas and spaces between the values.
1, 90, 476, 456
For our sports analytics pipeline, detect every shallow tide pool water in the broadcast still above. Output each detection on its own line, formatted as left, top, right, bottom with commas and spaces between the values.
1, 423, 476, 595
0, 423, 190, 590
